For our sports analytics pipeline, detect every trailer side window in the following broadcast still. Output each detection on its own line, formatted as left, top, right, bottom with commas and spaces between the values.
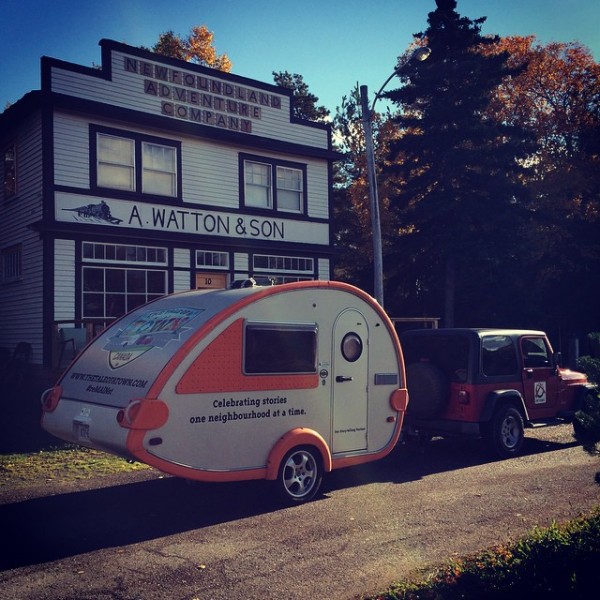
244, 324, 317, 374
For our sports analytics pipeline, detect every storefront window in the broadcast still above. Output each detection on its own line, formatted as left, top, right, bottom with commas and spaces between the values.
83, 267, 166, 319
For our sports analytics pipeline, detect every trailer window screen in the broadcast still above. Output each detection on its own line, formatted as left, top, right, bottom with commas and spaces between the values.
244, 324, 317, 374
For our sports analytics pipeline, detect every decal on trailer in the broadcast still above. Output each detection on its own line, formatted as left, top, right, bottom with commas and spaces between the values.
103, 307, 203, 368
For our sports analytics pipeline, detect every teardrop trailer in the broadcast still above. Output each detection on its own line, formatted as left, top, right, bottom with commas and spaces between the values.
42, 281, 408, 503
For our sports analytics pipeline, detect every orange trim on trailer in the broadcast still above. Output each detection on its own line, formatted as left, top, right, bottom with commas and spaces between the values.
125, 435, 268, 482
331, 425, 403, 471
176, 317, 318, 393
265, 427, 333, 480
146, 280, 405, 400
390, 388, 409, 413
118, 399, 169, 430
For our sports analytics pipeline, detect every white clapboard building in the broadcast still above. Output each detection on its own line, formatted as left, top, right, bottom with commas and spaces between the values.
0, 39, 338, 368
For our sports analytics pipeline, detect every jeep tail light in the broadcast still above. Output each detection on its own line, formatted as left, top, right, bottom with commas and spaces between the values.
458, 390, 470, 405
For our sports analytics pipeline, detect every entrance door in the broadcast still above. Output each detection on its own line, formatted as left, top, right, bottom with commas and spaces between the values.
332, 309, 368, 453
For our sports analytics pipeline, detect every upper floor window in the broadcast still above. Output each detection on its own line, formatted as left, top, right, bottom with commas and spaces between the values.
92, 126, 180, 199
3, 144, 16, 199
241, 154, 306, 214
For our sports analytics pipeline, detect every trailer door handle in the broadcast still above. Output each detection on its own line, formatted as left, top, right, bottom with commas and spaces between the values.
336, 375, 353, 382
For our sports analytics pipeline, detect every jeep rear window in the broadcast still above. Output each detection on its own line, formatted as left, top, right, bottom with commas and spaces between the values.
482, 336, 518, 376
402, 334, 469, 381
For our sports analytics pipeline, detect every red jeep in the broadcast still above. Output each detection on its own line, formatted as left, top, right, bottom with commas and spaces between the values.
400, 328, 593, 457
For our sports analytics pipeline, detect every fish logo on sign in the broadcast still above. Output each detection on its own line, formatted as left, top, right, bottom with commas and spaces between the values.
534, 381, 547, 404
103, 307, 203, 369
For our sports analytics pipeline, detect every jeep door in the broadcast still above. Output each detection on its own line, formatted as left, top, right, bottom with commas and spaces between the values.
520, 336, 559, 419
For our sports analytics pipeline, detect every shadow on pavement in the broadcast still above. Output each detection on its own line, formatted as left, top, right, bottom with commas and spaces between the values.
0, 431, 580, 571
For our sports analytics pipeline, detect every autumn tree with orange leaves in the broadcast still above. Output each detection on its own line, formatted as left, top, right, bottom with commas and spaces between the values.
149, 26, 232, 72
334, 2, 599, 340
483, 36, 600, 336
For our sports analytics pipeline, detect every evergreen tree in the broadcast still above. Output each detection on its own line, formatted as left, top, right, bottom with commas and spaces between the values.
382, 0, 535, 325
272, 71, 330, 122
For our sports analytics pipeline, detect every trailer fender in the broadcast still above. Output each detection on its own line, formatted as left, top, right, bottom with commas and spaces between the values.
480, 390, 528, 423
266, 428, 332, 480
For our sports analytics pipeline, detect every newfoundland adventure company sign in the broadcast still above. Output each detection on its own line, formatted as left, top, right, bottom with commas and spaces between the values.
123, 56, 283, 133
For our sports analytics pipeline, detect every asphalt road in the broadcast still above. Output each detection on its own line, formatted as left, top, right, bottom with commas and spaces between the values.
1, 425, 599, 600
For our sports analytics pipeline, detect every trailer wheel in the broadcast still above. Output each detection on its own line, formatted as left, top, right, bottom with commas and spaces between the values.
483, 404, 524, 458
276, 446, 323, 504
405, 362, 449, 419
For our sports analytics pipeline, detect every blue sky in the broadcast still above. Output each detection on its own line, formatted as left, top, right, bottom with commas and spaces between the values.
1, 0, 599, 113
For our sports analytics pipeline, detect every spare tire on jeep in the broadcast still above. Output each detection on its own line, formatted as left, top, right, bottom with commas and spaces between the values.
405, 362, 449, 419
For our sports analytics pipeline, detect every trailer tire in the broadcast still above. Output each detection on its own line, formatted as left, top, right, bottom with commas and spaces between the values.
405, 362, 449, 419
276, 446, 323, 504
483, 404, 524, 458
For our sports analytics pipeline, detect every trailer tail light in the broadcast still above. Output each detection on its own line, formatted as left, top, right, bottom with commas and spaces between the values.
458, 389, 470, 405
41, 386, 62, 413
117, 399, 169, 430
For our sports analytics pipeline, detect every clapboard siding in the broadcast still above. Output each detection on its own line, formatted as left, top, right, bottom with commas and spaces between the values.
53, 112, 330, 219
54, 114, 90, 188
318, 258, 331, 281
234, 253, 249, 273
54, 239, 76, 321
181, 140, 239, 207
50, 48, 330, 149
173, 270, 191, 292
173, 248, 191, 269
0, 111, 45, 363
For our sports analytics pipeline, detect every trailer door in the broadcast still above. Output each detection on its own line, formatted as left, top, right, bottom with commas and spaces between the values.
332, 309, 368, 453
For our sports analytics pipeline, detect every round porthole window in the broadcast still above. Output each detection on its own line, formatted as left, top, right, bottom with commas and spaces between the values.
341, 332, 363, 362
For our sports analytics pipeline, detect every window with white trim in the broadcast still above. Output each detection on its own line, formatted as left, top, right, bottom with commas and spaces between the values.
242, 155, 305, 214
142, 141, 177, 196
244, 161, 272, 208
253, 254, 314, 273
97, 134, 135, 191
1, 244, 21, 283
92, 127, 179, 198
82, 267, 167, 318
82, 242, 167, 265
276, 166, 302, 212
196, 250, 229, 269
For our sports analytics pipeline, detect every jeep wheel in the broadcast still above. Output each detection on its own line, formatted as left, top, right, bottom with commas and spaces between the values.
484, 405, 524, 459
405, 362, 449, 420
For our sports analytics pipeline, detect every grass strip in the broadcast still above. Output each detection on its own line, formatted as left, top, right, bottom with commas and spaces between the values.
0, 445, 152, 487
366, 507, 600, 599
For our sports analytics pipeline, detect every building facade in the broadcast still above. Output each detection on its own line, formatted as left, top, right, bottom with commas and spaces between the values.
0, 40, 338, 367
